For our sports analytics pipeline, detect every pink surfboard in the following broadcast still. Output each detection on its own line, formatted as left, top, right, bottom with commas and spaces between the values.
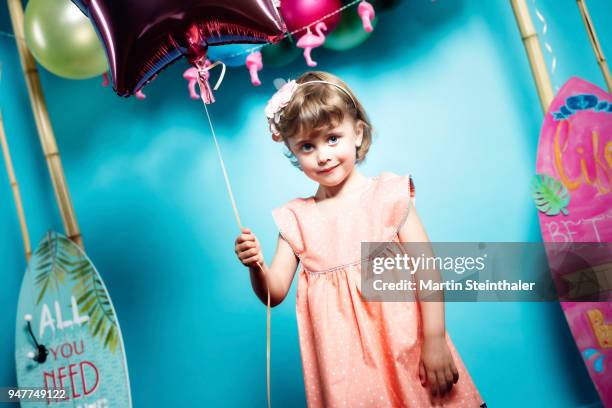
535, 77, 612, 406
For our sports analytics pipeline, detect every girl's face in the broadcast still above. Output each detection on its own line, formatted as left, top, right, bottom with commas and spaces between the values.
288, 117, 364, 187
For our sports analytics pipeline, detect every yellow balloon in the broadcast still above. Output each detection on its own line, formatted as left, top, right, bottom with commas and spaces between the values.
24, 0, 108, 79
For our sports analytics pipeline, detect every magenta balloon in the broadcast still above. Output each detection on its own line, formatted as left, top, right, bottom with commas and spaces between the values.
71, 0, 285, 97
280, 0, 342, 38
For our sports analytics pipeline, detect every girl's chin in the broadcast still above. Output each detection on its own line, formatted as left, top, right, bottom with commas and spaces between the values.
316, 170, 350, 185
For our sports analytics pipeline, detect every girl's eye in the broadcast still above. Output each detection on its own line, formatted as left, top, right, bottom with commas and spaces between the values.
301, 143, 314, 152
328, 135, 339, 144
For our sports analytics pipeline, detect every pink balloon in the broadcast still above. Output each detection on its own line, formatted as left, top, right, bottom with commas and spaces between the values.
280, 0, 341, 38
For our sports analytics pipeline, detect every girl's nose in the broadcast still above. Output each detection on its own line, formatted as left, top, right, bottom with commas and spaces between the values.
317, 152, 330, 165
317, 146, 331, 164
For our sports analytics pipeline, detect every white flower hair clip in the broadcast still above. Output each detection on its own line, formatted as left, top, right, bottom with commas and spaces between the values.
264, 78, 357, 142
265, 79, 298, 142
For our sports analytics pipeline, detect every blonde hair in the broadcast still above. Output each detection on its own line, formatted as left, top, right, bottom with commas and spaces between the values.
274, 71, 373, 168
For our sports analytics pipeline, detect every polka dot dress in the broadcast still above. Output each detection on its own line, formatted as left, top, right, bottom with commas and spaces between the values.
272, 172, 484, 408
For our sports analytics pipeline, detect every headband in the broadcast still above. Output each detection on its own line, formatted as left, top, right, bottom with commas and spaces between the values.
264, 79, 357, 141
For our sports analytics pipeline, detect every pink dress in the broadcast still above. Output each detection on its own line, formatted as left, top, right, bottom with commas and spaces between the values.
272, 172, 485, 408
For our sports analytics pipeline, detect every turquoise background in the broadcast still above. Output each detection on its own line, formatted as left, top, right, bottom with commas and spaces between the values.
1, 0, 610, 406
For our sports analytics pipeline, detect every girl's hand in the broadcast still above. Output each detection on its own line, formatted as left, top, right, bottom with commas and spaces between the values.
419, 335, 459, 399
235, 227, 263, 267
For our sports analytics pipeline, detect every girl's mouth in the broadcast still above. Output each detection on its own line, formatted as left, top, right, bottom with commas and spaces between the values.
318, 164, 338, 174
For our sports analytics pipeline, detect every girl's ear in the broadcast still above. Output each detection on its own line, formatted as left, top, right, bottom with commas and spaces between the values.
354, 120, 364, 148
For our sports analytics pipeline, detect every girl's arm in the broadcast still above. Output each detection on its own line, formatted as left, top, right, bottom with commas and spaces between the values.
235, 228, 299, 307
398, 207, 445, 338
398, 205, 459, 398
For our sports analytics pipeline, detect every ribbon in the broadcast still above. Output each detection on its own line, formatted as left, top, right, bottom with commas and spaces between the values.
194, 59, 226, 104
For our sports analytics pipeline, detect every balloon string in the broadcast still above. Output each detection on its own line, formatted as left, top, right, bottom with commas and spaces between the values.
196, 78, 272, 408
197, 81, 240, 224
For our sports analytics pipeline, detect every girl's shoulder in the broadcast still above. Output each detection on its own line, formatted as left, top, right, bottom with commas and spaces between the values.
373, 172, 413, 196
273, 196, 310, 213
271, 197, 311, 257
376, 171, 405, 183
370, 172, 416, 217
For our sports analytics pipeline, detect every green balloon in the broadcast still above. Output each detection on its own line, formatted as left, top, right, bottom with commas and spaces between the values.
324, 6, 378, 51
24, 0, 108, 79
261, 36, 302, 68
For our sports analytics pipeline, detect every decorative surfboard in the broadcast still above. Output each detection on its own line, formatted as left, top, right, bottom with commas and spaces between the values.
534, 77, 611, 406
15, 232, 131, 407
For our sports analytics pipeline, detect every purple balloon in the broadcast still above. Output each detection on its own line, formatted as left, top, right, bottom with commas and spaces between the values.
72, 0, 285, 97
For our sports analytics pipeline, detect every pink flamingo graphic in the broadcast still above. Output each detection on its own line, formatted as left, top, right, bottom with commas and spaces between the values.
297, 22, 328, 67
358, 1, 375, 32
246, 51, 263, 86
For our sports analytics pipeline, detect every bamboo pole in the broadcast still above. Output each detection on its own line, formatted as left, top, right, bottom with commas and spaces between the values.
576, 0, 612, 93
510, 0, 555, 113
0, 111, 32, 261
7, 0, 83, 247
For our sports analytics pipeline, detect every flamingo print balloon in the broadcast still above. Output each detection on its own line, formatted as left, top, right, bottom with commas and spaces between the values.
297, 22, 328, 67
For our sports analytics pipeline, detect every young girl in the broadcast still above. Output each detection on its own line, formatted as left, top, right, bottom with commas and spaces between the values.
234, 71, 485, 407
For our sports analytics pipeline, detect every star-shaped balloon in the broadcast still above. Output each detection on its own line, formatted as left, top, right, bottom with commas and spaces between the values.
72, 0, 285, 97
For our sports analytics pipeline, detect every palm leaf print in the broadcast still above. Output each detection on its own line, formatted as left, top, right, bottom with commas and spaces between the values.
32, 233, 119, 352
65, 249, 118, 353
34, 233, 80, 304
531, 174, 570, 216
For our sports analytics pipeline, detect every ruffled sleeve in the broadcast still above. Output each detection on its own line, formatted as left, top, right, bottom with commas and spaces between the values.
376, 172, 415, 241
271, 201, 306, 258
